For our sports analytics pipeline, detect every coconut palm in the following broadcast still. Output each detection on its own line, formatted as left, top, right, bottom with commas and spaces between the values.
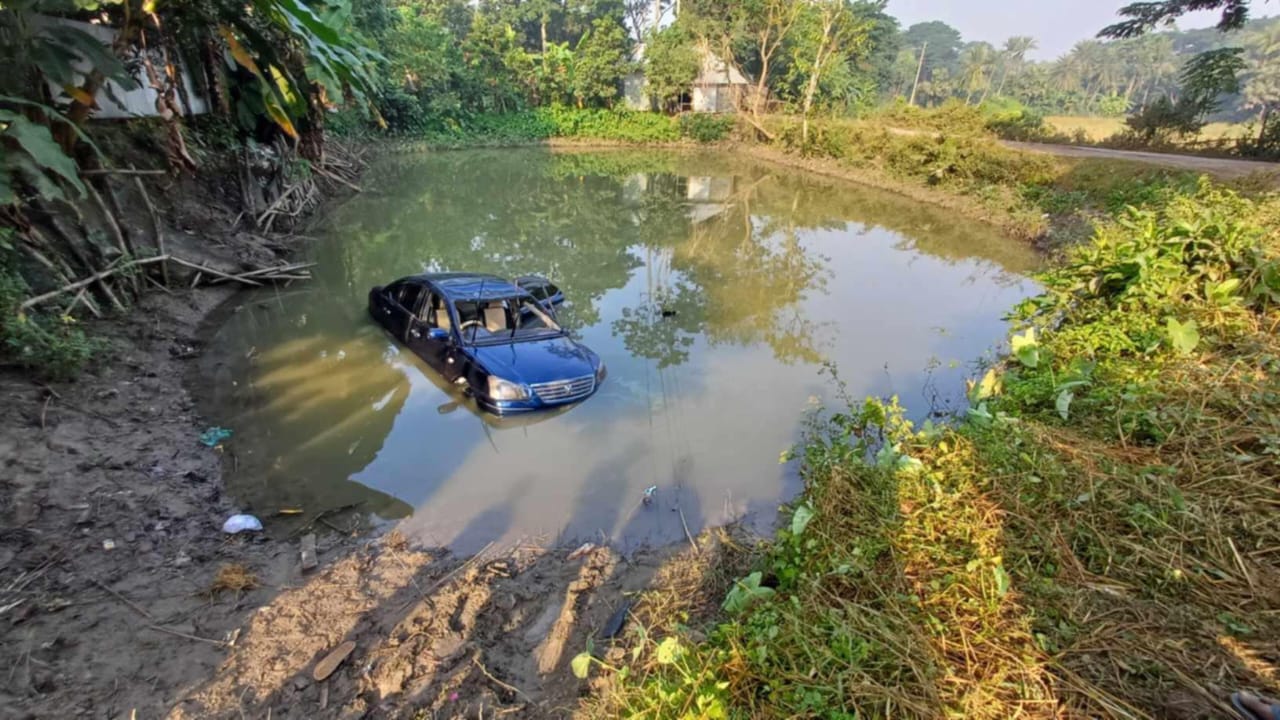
960, 43, 998, 104
996, 35, 1037, 97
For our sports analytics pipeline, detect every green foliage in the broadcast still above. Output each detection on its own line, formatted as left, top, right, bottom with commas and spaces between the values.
571, 17, 629, 108
0, 244, 99, 380
644, 24, 700, 113
677, 113, 733, 142
0, 107, 85, 205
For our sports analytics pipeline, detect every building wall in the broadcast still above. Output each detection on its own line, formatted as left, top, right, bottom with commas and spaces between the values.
623, 73, 651, 112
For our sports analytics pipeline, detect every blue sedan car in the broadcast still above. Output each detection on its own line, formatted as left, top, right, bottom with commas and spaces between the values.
368, 272, 605, 415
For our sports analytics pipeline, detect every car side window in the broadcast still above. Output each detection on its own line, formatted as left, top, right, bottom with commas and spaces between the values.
396, 283, 425, 313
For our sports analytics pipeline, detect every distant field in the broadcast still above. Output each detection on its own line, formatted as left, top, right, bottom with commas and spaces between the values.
1045, 115, 1250, 142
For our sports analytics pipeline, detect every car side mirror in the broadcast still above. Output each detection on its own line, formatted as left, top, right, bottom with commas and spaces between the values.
427, 327, 450, 342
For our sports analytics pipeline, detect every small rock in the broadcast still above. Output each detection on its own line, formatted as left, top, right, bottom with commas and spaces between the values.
495, 593, 517, 611
74, 506, 93, 526
123, 532, 137, 543
173, 552, 192, 567
293, 675, 310, 691
313, 640, 356, 682
102, 539, 116, 551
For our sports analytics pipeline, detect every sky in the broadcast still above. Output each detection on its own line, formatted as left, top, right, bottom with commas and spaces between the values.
885, 0, 1229, 60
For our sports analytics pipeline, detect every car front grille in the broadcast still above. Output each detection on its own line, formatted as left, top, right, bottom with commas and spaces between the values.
530, 375, 596, 403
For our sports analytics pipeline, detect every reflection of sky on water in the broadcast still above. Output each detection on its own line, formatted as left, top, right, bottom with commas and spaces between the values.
198, 149, 1040, 553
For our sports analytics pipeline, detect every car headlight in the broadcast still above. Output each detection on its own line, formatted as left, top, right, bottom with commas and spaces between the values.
487, 376, 529, 401
595, 360, 607, 383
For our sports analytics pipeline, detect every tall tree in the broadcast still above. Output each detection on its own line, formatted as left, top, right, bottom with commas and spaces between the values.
735, 0, 802, 119
960, 42, 997, 104
572, 16, 629, 107
995, 35, 1036, 97
791, 0, 868, 144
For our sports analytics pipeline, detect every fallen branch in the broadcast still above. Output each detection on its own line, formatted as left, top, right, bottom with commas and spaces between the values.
167, 257, 263, 287
19, 256, 170, 311
314, 165, 362, 193
255, 184, 300, 227
206, 262, 315, 285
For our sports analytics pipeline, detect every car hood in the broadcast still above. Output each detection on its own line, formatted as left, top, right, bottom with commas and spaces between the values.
467, 335, 597, 385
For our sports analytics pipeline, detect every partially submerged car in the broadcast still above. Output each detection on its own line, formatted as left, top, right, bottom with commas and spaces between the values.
368, 272, 605, 415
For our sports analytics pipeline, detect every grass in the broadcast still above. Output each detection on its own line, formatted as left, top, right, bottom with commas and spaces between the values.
1046, 115, 1252, 143
208, 563, 260, 598
585, 128, 1280, 718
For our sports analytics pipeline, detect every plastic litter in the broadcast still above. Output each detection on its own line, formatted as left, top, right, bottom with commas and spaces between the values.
567, 542, 596, 561
221, 514, 263, 534
643, 485, 658, 506
199, 426, 233, 447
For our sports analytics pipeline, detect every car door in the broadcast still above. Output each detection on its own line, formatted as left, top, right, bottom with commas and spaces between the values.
404, 291, 456, 376
379, 281, 425, 341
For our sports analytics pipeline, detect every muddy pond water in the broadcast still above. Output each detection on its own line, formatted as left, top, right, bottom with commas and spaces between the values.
197, 149, 1040, 552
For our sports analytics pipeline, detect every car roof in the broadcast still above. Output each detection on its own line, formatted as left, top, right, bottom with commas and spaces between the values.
402, 272, 527, 302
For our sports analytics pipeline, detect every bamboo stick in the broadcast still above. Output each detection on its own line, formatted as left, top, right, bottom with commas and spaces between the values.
133, 173, 170, 286
19, 256, 170, 311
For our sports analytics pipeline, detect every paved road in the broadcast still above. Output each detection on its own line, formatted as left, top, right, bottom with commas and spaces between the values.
1005, 141, 1280, 180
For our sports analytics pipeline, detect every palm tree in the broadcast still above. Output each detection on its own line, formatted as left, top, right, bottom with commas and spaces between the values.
961, 43, 998, 104
996, 35, 1037, 97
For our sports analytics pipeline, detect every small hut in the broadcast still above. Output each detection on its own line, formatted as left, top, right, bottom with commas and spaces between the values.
623, 43, 751, 113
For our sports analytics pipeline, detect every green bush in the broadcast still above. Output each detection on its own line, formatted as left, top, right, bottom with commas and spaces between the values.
678, 113, 734, 143
0, 243, 100, 380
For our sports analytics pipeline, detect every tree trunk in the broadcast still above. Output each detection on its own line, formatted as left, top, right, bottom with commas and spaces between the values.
996, 64, 1010, 97
754, 40, 771, 119
978, 79, 990, 105
1259, 105, 1272, 143
299, 87, 326, 163
541, 16, 548, 58
801, 22, 832, 148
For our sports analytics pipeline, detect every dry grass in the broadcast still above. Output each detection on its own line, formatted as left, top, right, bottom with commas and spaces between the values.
207, 563, 260, 597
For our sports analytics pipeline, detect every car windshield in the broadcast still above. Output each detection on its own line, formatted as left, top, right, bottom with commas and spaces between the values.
454, 295, 563, 346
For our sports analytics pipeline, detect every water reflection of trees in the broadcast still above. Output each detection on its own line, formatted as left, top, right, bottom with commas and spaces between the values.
323, 148, 1034, 370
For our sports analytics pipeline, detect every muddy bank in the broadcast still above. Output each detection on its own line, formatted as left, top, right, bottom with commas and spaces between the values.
0, 155, 353, 718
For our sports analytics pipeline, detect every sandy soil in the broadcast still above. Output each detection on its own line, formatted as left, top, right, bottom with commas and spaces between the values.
1005, 140, 1280, 180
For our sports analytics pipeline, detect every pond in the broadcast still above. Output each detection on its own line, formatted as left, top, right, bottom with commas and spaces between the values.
197, 148, 1040, 553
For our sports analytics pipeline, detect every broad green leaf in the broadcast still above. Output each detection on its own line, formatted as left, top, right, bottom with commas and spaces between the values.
4, 116, 85, 195
1166, 318, 1200, 356
722, 571, 775, 614
1014, 345, 1041, 369
0, 171, 14, 205
790, 504, 814, 537
1010, 328, 1037, 352
1206, 278, 1241, 306
655, 636, 683, 665
570, 651, 592, 679
44, 26, 134, 87
967, 368, 1002, 403
7, 153, 66, 201
1055, 389, 1074, 421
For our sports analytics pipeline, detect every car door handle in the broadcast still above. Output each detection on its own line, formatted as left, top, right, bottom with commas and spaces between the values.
409, 328, 422, 339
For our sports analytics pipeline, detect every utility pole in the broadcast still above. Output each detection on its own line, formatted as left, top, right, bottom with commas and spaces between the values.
909, 41, 927, 107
